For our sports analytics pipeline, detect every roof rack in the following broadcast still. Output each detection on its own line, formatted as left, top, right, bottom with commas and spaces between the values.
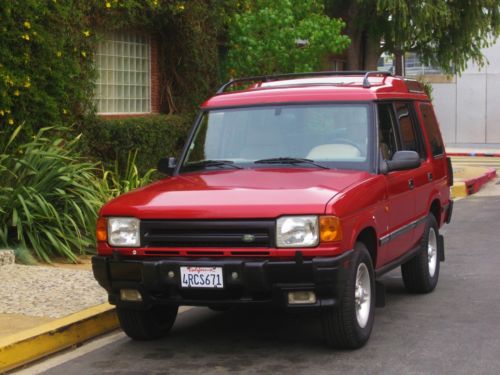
362, 71, 392, 88
216, 70, 393, 94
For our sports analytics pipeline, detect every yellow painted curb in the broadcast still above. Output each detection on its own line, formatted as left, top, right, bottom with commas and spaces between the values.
451, 182, 468, 199
0, 303, 118, 373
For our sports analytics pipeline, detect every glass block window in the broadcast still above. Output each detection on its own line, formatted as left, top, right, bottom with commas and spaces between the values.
95, 32, 151, 114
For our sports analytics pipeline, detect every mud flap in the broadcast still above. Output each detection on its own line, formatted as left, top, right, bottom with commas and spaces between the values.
375, 281, 386, 308
438, 234, 445, 262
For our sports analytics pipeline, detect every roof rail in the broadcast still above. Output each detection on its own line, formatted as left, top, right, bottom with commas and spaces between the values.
362, 71, 392, 88
216, 70, 392, 94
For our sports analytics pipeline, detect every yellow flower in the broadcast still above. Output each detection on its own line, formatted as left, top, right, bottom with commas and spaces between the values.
81, 51, 87, 57
22, 34, 30, 41
152, 0, 158, 6
56, 51, 62, 57
14, 90, 20, 96
0, 110, 4, 116
24, 21, 31, 29
63, 109, 68, 114
105, 2, 111, 8
8, 118, 14, 125
177, 3, 185, 11
24, 81, 31, 88
83, 30, 90, 37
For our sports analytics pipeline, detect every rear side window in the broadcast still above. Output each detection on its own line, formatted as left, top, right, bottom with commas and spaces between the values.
377, 104, 399, 161
420, 103, 444, 157
394, 102, 426, 159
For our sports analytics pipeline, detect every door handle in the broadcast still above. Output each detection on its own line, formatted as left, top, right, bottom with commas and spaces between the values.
408, 178, 414, 190
427, 172, 433, 181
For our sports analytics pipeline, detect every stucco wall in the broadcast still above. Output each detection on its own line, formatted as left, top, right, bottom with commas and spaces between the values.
431, 39, 500, 146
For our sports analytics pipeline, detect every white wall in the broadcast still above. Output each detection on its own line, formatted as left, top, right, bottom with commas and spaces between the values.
431, 38, 500, 146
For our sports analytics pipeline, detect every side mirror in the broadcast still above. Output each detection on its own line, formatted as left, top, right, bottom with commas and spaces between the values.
381, 151, 421, 174
157, 157, 177, 175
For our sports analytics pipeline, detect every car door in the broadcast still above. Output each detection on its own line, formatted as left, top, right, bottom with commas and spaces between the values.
394, 102, 431, 247
414, 101, 448, 235
377, 103, 417, 265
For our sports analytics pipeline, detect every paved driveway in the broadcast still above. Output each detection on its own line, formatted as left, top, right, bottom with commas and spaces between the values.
25, 182, 500, 374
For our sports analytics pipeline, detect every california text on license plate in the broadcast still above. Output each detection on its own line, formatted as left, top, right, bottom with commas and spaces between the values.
180, 266, 224, 289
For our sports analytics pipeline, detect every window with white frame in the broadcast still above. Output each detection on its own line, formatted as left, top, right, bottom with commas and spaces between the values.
95, 32, 151, 114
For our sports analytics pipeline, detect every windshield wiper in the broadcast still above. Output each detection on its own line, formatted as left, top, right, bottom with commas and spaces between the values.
185, 159, 243, 169
254, 157, 329, 169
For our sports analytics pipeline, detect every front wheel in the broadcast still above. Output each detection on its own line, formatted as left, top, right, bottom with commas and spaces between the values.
117, 305, 178, 341
401, 214, 440, 293
321, 242, 375, 349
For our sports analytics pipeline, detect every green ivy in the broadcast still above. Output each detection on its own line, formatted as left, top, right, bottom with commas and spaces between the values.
0, 1, 96, 136
1, 0, 227, 141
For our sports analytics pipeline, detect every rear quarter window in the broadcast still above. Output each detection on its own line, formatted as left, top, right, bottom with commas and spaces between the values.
419, 103, 444, 157
394, 102, 426, 159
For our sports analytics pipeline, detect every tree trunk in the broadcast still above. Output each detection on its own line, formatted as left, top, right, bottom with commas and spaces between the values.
394, 50, 403, 75
363, 33, 381, 71
346, 33, 362, 70
341, 1, 362, 71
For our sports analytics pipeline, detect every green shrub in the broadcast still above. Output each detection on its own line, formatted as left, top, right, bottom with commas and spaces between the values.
79, 114, 192, 175
0, 126, 106, 263
100, 150, 156, 199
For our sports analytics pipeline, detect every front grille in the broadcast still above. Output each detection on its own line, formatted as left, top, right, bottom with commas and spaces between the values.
141, 220, 275, 248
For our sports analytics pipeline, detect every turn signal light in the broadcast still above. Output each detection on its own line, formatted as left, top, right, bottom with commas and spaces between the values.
96, 217, 107, 242
319, 216, 342, 242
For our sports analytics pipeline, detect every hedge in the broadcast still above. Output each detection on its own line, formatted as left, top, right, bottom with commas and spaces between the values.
79, 114, 192, 174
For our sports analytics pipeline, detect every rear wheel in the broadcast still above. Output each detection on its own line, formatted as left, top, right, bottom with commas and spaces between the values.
117, 305, 178, 340
321, 242, 375, 349
401, 214, 440, 293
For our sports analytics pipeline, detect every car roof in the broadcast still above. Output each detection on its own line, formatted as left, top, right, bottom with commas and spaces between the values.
202, 72, 429, 109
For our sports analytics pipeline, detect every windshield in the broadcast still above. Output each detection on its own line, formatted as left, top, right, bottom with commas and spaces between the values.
181, 104, 372, 172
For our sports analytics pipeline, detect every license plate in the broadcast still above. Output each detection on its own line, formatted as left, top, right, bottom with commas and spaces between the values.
180, 266, 224, 289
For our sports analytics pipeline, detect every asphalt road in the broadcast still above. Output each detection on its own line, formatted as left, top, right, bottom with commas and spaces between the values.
28, 183, 500, 374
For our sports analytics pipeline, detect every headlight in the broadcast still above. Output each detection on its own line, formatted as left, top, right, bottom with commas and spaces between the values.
108, 217, 140, 247
276, 216, 319, 248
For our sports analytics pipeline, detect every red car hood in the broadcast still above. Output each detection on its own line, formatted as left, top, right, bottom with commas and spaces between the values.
100, 168, 370, 219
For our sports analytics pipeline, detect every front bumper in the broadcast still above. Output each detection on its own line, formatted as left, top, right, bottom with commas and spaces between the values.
92, 251, 353, 311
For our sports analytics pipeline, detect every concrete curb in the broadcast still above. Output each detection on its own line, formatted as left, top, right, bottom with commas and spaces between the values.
0, 303, 118, 373
448, 152, 500, 158
451, 167, 497, 198
463, 168, 497, 195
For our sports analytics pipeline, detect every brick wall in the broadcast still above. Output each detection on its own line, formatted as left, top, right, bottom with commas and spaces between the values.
150, 36, 161, 114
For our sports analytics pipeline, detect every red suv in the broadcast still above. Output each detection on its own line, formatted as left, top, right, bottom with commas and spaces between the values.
93, 71, 453, 349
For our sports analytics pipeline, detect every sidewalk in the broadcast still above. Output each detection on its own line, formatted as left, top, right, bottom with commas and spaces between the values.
1, 152, 498, 373
0, 259, 117, 373
448, 147, 499, 198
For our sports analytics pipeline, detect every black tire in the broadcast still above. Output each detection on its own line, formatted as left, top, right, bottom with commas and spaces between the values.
117, 305, 178, 340
321, 242, 375, 349
401, 214, 440, 293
